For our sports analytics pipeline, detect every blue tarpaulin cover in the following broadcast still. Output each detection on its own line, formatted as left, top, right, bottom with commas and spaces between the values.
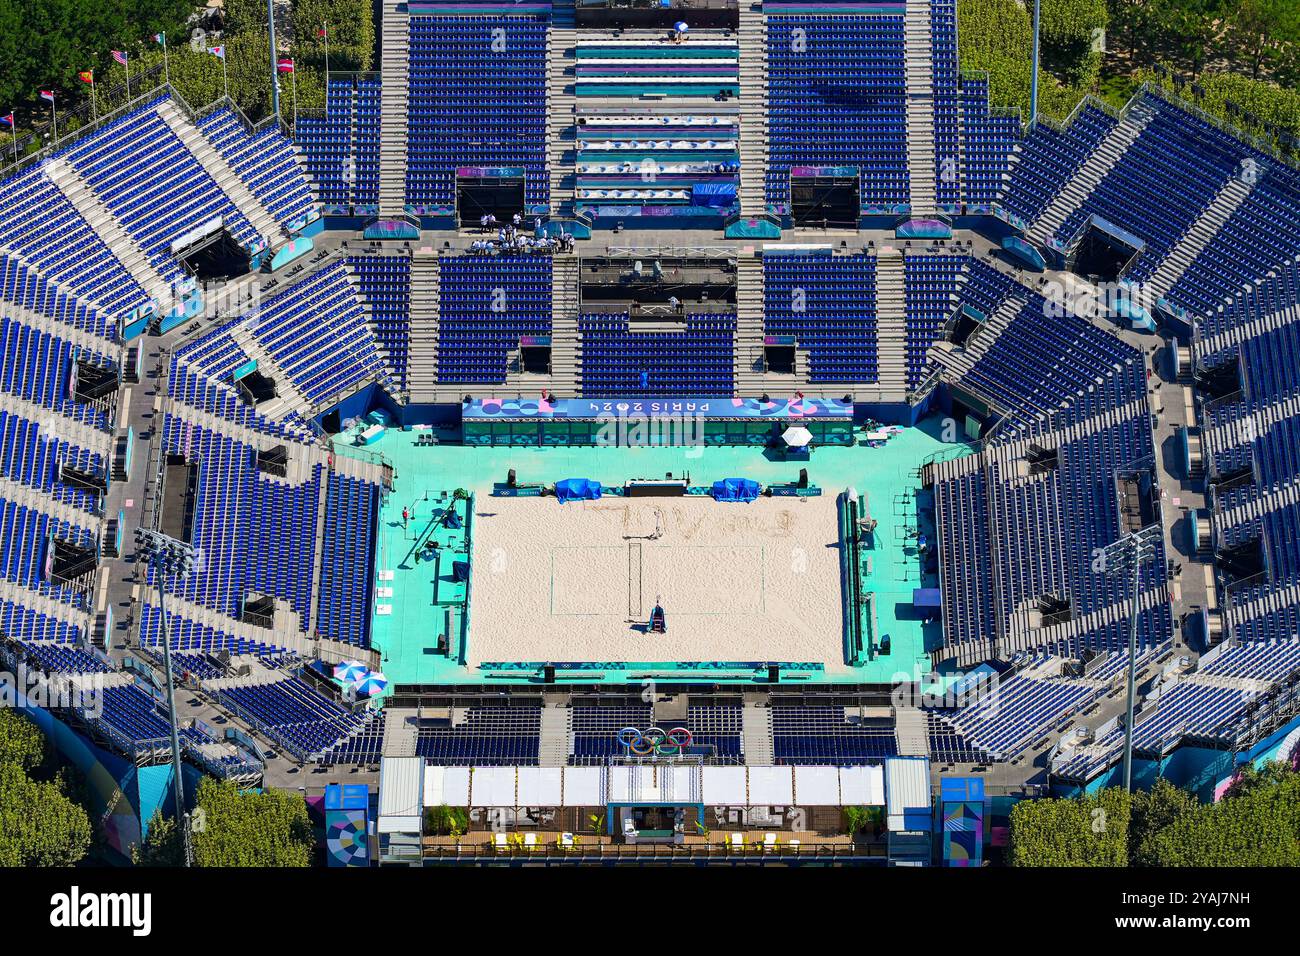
913, 588, 942, 608
692, 182, 738, 208
711, 478, 761, 502
555, 478, 603, 502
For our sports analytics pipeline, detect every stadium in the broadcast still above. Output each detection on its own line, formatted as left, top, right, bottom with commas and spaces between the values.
2, 0, 1300, 869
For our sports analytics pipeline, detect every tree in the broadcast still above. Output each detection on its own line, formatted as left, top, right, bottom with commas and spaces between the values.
1149, 775, 1300, 866
1220, 0, 1300, 81
1129, 777, 1197, 866
1007, 788, 1131, 866
1222, 759, 1297, 798
134, 810, 185, 866
190, 777, 313, 867
0, 708, 48, 773
0, 761, 93, 866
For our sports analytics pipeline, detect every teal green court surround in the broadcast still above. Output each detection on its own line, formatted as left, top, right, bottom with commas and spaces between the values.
337, 415, 973, 689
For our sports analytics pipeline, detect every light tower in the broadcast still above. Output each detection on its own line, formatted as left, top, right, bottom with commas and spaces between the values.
133, 527, 203, 864
1099, 523, 1163, 793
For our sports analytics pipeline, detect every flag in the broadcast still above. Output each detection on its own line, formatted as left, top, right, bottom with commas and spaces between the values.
317, 26, 328, 37
277, 58, 295, 73
78, 71, 94, 85
208, 46, 225, 60
39, 90, 55, 104
154, 33, 165, 45
111, 50, 128, 66
0, 113, 13, 128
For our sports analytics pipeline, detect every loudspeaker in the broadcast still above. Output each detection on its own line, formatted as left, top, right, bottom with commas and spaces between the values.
798, 468, 808, 488
508, 468, 517, 488
543, 665, 556, 684
767, 664, 780, 683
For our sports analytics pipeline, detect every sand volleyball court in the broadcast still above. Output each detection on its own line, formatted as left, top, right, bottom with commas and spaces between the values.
469, 495, 847, 667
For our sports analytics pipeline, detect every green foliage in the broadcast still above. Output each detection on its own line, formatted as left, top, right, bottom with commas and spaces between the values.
1148, 774, 1300, 866
292, 0, 376, 74
843, 805, 884, 834
424, 804, 469, 836
0, 707, 48, 773
0, 715, 92, 867
1007, 788, 1131, 866
1222, 759, 1297, 798
1040, 0, 1109, 87
190, 777, 314, 867
1143, 68, 1300, 160
957, 0, 1098, 122
1129, 777, 1197, 866
134, 809, 185, 866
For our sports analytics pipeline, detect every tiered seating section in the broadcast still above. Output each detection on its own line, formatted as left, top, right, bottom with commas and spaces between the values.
317, 473, 380, 649
578, 312, 736, 396
196, 108, 318, 230
771, 706, 898, 764
407, 15, 548, 210
766, 14, 909, 209
157, 416, 320, 631
903, 254, 963, 387
63, 98, 262, 281
417, 705, 542, 765
0, 172, 151, 322
298, 76, 381, 210
763, 252, 878, 382
348, 254, 411, 392
217, 677, 373, 760
245, 262, 394, 408
437, 255, 551, 383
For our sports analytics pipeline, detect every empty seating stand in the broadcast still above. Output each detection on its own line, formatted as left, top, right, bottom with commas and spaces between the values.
437, 255, 551, 383
578, 312, 736, 396
196, 108, 318, 230
317, 473, 380, 649
348, 254, 412, 392
766, 15, 909, 209
763, 252, 879, 382
417, 705, 542, 765
770, 706, 898, 764
63, 98, 262, 281
407, 15, 548, 209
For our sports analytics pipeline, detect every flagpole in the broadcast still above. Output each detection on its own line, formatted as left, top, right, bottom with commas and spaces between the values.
50, 99, 57, 143
324, 23, 330, 90
292, 68, 297, 138
125, 51, 131, 99
162, 34, 170, 90
267, 0, 281, 119
9, 114, 16, 166
89, 75, 97, 120
222, 55, 229, 101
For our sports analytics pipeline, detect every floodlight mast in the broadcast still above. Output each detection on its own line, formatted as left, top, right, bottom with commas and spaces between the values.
1100, 525, 1162, 793
134, 527, 201, 865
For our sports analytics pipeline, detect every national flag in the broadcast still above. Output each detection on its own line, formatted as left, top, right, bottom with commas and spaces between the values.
208, 46, 225, 60
0, 113, 13, 128
317, 25, 328, 37
111, 50, 128, 66
277, 58, 295, 73
154, 33, 165, 45
38, 90, 55, 104
78, 71, 94, 85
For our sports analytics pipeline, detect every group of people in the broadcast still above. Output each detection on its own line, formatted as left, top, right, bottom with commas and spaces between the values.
470, 214, 576, 256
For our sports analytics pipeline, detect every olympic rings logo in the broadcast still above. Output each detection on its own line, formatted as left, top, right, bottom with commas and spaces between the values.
617, 726, 693, 756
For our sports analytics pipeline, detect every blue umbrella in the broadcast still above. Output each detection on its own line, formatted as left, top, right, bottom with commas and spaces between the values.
675, 21, 689, 33
333, 660, 367, 683
354, 671, 388, 697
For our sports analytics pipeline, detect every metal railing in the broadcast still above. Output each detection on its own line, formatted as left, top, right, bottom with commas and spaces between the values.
414, 839, 886, 864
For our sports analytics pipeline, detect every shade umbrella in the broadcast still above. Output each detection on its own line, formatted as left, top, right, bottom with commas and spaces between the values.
353, 671, 388, 696
333, 660, 368, 683
782, 425, 814, 448
675, 21, 689, 33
